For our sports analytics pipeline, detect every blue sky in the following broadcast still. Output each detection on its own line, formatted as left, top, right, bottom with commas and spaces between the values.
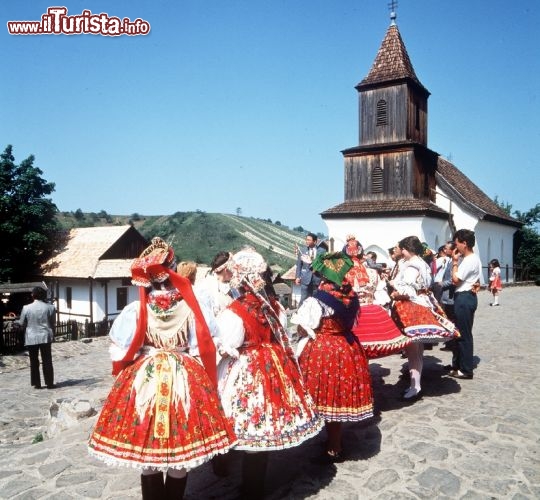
2, 1, 538, 235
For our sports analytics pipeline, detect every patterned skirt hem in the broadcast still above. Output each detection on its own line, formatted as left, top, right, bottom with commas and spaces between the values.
361, 338, 412, 359
408, 334, 454, 344
88, 438, 237, 472
317, 410, 374, 423
233, 420, 323, 451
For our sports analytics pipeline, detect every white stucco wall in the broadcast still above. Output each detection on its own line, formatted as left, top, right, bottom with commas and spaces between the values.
49, 279, 139, 322
324, 216, 450, 265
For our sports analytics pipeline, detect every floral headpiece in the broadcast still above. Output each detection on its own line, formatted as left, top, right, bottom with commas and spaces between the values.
344, 239, 364, 257
131, 237, 176, 287
229, 247, 267, 292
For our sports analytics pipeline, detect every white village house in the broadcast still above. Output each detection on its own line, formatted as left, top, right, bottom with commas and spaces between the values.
321, 16, 521, 282
40, 225, 147, 323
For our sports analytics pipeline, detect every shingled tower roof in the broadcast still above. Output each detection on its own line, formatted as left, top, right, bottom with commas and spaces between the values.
356, 24, 428, 95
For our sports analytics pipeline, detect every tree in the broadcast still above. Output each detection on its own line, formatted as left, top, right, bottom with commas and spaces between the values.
513, 203, 540, 280
0, 145, 60, 282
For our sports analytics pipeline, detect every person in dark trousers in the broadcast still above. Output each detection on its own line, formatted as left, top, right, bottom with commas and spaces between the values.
449, 229, 482, 380
18, 287, 56, 389
295, 232, 324, 306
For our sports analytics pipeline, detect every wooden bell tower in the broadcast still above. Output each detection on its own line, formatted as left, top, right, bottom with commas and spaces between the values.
342, 8, 438, 204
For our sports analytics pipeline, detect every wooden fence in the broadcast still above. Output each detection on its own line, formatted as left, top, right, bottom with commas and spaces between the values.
482, 264, 531, 283
0, 318, 113, 354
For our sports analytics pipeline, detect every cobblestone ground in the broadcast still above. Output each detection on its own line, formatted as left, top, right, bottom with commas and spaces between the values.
0, 285, 539, 499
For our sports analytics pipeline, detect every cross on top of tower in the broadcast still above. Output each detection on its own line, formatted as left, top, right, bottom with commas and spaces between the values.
388, 0, 398, 24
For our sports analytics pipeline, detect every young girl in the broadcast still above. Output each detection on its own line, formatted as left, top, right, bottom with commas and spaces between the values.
488, 259, 502, 306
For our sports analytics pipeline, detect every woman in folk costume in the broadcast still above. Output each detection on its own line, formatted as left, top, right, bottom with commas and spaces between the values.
389, 235, 459, 402
215, 247, 322, 498
344, 238, 412, 359
88, 238, 237, 500
291, 252, 374, 463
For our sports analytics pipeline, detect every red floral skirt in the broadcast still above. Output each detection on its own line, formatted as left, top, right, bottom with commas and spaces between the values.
298, 326, 373, 422
88, 350, 237, 471
218, 343, 323, 451
352, 304, 412, 359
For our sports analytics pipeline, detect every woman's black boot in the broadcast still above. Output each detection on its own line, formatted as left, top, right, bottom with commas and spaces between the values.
165, 472, 188, 500
240, 452, 268, 499
141, 472, 164, 500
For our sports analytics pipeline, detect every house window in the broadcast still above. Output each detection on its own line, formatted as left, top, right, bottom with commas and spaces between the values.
116, 287, 128, 311
66, 287, 72, 309
372, 165, 383, 193
376, 99, 387, 126
415, 101, 420, 130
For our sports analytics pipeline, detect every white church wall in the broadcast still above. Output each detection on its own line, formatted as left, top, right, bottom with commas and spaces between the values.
474, 221, 516, 283
325, 216, 449, 264
420, 218, 452, 251
436, 187, 518, 282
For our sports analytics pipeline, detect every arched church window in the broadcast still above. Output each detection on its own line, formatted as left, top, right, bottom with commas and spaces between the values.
372, 165, 383, 193
376, 99, 387, 126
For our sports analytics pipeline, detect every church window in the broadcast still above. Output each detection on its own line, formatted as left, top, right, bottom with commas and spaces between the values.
376, 99, 387, 126
372, 165, 383, 193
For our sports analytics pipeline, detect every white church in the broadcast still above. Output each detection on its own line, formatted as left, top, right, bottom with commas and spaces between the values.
321, 14, 521, 282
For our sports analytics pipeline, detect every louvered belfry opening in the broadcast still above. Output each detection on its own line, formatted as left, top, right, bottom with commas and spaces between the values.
372, 165, 384, 193
376, 99, 387, 126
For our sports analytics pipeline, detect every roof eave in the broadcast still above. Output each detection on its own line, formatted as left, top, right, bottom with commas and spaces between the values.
355, 77, 430, 97
341, 141, 438, 157
321, 208, 449, 221
482, 214, 523, 228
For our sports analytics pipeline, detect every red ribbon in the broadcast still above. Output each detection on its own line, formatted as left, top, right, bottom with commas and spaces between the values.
112, 269, 217, 388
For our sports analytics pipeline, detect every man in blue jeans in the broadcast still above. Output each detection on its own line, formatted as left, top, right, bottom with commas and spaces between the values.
449, 229, 482, 379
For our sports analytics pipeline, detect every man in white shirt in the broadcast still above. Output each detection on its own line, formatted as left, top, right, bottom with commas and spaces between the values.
449, 229, 482, 379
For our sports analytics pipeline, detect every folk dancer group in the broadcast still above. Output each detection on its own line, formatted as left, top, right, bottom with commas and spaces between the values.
88, 228, 481, 499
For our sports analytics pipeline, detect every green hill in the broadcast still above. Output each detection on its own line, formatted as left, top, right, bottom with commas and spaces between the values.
57, 211, 314, 272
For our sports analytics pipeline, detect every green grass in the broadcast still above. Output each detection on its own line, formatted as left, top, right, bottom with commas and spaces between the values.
56, 211, 309, 272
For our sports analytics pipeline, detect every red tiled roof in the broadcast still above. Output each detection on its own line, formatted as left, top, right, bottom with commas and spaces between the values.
436, 157, 521, 226
357, 24, 427, 93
